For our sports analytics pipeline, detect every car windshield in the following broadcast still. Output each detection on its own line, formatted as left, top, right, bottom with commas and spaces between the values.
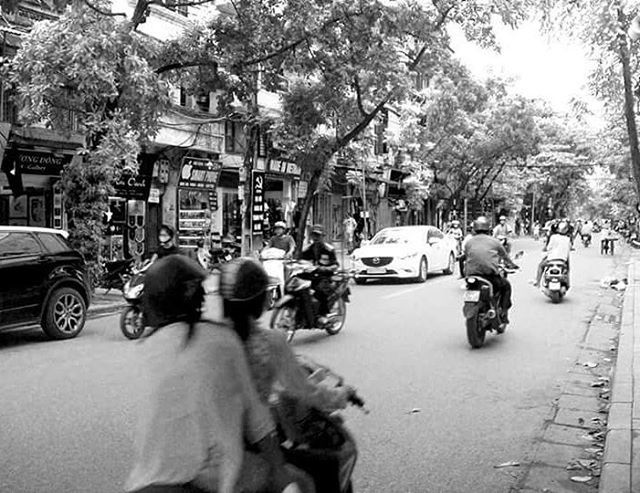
371, 229, 422, 245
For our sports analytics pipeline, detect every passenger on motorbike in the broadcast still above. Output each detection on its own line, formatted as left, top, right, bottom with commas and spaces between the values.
533, 220, 571, 288
221, 258, 353, 408
267, 221, 296, 258
300, 225, 339, 323
493, 215, 513, 254
464, 216, 519, 324
125, 255, 295, 493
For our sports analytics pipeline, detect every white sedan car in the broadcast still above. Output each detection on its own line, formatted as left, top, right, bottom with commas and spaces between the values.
351, 225, 458, 284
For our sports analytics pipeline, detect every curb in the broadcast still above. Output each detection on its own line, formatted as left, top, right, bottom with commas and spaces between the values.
599, 260, 636, 493
87, 303, 127, 319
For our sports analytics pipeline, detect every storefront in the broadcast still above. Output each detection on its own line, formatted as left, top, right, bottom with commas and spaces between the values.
264, 159, 300, 234
0, 148, 75, 228
176, 156, 222, 252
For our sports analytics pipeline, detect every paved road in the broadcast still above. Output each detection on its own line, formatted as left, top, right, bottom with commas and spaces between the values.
0, 237, 617, 492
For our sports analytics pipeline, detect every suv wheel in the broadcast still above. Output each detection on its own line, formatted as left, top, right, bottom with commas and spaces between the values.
43, 287, 87, 339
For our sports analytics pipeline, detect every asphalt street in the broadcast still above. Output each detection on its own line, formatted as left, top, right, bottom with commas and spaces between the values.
0, 236, 618, 493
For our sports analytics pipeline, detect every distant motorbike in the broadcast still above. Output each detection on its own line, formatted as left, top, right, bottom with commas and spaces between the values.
463, 252, 522, 349
581, 233, 591, 248
120, 268, 145, 340
275, 356, 365, 493
270, 260, 351, 343
541, 259, 569, 303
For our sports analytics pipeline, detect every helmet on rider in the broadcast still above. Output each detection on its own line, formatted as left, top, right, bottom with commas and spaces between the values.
143, 255, 207, 334
274, 221, 287, 231
557, 221, 569, 235
473, 216, 491, 234
219, 258, 269, 341
451, 220, 460, 227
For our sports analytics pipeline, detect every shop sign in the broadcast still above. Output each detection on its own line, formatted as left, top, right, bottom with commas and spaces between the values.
298, 180, 308, 198
114, 159, 154, 200
179, 157, 222, 189
14, 150, 72, 175
148, 187, 160, 204
251, 170, 265, 234
266, 160, 302, 176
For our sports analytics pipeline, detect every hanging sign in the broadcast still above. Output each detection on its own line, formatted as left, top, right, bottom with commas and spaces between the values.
179, 157, 221, 189
114, 157, 154, 200
251, 170, 265, 234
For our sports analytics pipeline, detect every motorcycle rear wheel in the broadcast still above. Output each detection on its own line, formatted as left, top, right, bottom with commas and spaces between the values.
120, 305, 145, 340
466, 312, 486, 348
270, 305, 297, 343
325, 298, 347, 335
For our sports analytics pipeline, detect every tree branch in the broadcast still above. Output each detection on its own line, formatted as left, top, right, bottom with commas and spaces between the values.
155, 59, 218, 74
82, 0, 127, 17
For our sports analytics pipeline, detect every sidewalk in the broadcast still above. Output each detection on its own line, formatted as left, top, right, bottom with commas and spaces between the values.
599, 252, 640, 492
89, 288, 127, 318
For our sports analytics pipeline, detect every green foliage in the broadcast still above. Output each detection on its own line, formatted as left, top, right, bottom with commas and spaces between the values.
5, 2, 171, 272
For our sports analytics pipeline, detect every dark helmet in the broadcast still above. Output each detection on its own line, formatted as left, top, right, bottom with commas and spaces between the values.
143, 255, 207, 329
159, 224, 175, 239
473, 216, 491, 234
220, 258, 269, 341
220, 258, 269, 302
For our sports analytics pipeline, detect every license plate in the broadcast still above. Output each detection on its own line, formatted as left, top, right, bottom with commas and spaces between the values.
549, 281, 561, 290
367, 268, 386, 275
464, 290, 480, 302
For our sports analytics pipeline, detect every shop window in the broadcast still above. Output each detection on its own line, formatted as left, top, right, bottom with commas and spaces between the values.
195, 91, 210, 112
165, 0, 188, 16
225, 121, 246, 154
0, 84, 18, 124
0, 232, 42, 256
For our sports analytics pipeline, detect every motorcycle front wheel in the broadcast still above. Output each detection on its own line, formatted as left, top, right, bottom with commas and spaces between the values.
466, 312, 486, 348
120, 305, 145, 340
270, 305, 297, 343
325, 298, 347, 335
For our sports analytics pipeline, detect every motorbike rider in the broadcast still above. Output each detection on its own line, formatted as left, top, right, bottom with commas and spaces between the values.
125, 255, 297, 493
300, 224, 339, 324
464, 216, 519, 325
533, 220, 572, 288
580, 219, 594, 244
493, 215, 513, 254
266, 221, 296, 258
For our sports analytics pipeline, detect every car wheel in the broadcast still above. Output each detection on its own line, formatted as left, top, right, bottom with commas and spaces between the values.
443, 253, 455, 275
42, 287, 87, 340
416, 257, 428, 283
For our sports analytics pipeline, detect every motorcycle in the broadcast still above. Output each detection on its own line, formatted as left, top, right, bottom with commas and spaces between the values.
275, 356, 365, 493
495, 235, 512, 254
463, 252, 522, 349
120, 268, 146, 340
260, 247, 287, 309
270, 260, 351, 343
100, 258, 134, 293
541, 259, 569, 304
581, 233, 591, 248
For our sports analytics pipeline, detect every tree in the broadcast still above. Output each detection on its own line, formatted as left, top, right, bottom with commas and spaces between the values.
537, 0, 640, 205
3, 3, 170, 279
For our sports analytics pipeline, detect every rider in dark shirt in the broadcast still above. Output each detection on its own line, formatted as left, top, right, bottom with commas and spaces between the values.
300, 224, 338, 321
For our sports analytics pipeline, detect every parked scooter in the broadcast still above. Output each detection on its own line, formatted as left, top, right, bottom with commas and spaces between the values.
276, 356, 365, 493
463, 252, 522, 348
100, 258, 134, 293
120, 268, 145, 339
260, 247, 287, 309
541, 259, 569, 304
270, 260, 351, 343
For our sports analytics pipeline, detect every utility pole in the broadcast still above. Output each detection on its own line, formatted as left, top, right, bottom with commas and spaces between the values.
361, 162, 368, 239
531, 187, 536, 232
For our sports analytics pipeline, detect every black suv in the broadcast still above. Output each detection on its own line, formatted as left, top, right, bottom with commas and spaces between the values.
0, 226, 90, 339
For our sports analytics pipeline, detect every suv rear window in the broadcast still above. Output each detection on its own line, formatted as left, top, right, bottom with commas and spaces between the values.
0, 232, 42, 257
37, 233, 71, 254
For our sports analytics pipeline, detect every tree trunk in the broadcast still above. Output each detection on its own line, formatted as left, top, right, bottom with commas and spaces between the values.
242, 123, 258, 255
617, 6, 640, 201
294, 168, 321, 256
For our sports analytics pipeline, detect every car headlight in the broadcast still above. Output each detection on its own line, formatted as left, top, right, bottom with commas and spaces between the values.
399, 252, 418, 260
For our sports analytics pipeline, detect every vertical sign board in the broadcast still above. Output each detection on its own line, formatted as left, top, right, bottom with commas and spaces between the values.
251, 170, 265, 234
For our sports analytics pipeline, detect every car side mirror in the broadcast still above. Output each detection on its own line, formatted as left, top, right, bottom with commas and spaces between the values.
514, 251, 525, 260
361, 240, 370, 246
